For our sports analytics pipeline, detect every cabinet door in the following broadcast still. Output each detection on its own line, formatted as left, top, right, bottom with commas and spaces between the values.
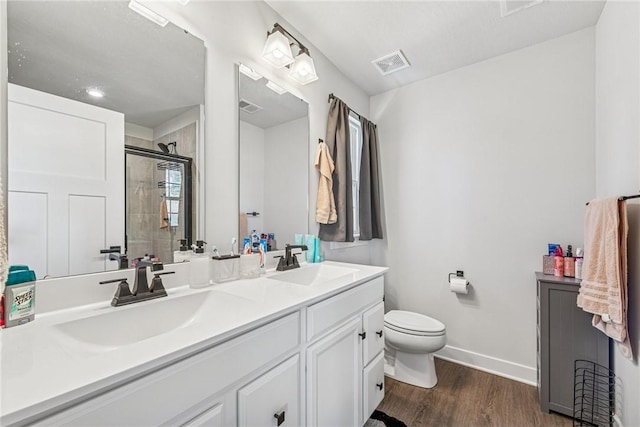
363, 352, 385, 422
182, 403, 224, 427
306, 317, 362, 427
362, 301, 384, 366
238, 355, 301, 427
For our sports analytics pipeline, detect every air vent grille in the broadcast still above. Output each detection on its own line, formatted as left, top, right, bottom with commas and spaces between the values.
371, 50, 410, 76
500, 0, 543, 17
239, 99, 262, 114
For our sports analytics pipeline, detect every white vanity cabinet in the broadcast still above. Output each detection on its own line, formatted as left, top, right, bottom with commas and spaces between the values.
8, 268, 387, 427
305, 276, 385, 426
33, 313, 301, 427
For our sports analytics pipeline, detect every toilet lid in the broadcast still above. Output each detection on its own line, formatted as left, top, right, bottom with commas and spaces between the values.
384, 310, 446, 334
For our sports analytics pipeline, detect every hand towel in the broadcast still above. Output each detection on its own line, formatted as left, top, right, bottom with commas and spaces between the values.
160, 198, 169, 229
577, 197, 632, 359
315, 141, 337, 224
239, 212, 248, 242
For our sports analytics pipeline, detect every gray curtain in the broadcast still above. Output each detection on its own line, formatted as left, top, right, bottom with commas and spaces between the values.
319, 98, 353, 242
359, 117, 383, 240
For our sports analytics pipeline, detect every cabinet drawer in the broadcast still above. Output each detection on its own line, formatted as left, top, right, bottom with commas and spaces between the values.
363, 302, 384, 366
182, 403, 224, 427
307, 276, 384, 342
363, 352, 385, 422
238, 355, 300, 427
36, 313, 300, 426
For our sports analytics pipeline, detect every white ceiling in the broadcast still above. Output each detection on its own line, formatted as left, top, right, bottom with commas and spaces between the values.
239, 73, 309, 129
266, 0, 606, 96
7, 1, 205, 128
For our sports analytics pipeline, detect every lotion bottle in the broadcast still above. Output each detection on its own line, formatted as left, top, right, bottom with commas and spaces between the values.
564, 245, 575, 278
554, 246, 564, 277
575, 248, 584, 280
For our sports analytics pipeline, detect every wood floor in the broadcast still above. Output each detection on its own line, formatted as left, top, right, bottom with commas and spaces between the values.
377, 359, 572, 427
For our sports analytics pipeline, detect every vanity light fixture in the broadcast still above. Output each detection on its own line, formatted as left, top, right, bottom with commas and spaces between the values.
262, 24, 295, 68
86, 88, 104, 98
266, 80, 287, 95
239, 64, 263, 81
262, 23, 319, 85
128, 0, 169, 27
289, 48, 318, 84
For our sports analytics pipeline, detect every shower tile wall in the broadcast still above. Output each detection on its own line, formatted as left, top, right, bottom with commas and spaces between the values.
125, 135, 155, 262
125, 123, 196, 265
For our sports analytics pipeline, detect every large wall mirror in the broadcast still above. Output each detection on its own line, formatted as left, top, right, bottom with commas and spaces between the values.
238, 66, 309, 252
6, 1, 205, 278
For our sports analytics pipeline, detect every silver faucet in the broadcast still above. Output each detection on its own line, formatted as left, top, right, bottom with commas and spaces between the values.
276, 244, 308, 271
99, 261, 173, 307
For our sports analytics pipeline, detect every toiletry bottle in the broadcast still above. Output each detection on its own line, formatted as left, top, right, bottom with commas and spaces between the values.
4, 265, 37, 328
554, 246, 564, 277
173, 239, 191, 263
575, 248, 584, 280
0, 294, 5, 328
564, 245, 575, 278
250, 230, 260, 253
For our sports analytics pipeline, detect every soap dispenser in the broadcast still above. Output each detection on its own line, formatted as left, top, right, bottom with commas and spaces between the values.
189, 240, 211, 288
173, 239, 191, 263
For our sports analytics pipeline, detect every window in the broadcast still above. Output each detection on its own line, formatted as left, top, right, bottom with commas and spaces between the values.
349, 114, 362, 238
164, 168, 182, 227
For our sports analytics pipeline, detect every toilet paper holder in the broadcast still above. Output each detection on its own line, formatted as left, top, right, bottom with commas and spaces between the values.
448, 270, 465, 282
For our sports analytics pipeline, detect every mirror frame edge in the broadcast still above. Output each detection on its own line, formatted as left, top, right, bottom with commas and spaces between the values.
236, 63, 311, 252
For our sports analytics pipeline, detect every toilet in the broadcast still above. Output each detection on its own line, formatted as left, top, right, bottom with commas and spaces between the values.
383, 310, 447, 389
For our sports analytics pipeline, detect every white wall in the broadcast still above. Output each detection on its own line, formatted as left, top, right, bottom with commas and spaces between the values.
0, 0, 8, 292
264, 116, 309, 246
146, 2, 371, 261
371, 28, 596, 383
595, 2, 640, 426
239, 120, 265, 235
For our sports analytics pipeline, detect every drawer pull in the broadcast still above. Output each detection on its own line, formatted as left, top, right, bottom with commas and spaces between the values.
376, 330, 383, 337
376, 382, 383, 390
359, 332, 367, 340
274, 410, 286, 426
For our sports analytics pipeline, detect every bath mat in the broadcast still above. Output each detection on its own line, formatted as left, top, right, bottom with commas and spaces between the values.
364, 410, 408, 427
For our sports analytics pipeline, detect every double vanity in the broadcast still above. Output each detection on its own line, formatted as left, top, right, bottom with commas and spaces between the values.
0, 261, 387, 427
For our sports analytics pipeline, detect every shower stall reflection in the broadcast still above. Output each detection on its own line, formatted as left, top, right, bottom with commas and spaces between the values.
125, 146, 193, 265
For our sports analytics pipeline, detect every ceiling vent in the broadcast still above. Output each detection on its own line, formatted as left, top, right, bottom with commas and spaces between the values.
371, 50, 410, 76
500, 0, 543, 17
239, 98, 262, 114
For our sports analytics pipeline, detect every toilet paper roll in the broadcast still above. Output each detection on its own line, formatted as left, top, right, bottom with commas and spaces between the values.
450, 277, 469, 294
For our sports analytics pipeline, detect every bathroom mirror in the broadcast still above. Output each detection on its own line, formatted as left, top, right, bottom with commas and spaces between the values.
6, 1, 205, 278
238, 67, 309, 252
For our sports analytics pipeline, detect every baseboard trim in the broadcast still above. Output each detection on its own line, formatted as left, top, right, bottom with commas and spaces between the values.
436, 345, 537, 386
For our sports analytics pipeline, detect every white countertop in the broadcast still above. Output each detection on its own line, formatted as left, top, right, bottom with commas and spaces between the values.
0, 261, 387, 426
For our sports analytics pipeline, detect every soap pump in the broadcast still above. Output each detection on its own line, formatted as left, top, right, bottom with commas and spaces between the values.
173, 239, 191, 263
189, 240, 211, 289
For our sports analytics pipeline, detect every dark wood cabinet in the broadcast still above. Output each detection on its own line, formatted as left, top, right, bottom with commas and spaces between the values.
536, 273, 610, 417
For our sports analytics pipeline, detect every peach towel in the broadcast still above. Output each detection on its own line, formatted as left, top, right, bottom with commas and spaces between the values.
577, 197, 632, 359
239, 212, 248, 244
315, 141, 337, 224
160, 198, 169, 229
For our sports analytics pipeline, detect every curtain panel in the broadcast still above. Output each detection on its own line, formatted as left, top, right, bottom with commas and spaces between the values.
359, 117, 383, 240
319, 97, 354, 242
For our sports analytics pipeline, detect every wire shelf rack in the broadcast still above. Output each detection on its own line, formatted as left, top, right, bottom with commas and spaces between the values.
573, 359, 616, 427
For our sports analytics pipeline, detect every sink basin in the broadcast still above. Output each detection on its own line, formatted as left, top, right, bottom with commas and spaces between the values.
267, 264, 359, 286
53, 292, 208, 349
